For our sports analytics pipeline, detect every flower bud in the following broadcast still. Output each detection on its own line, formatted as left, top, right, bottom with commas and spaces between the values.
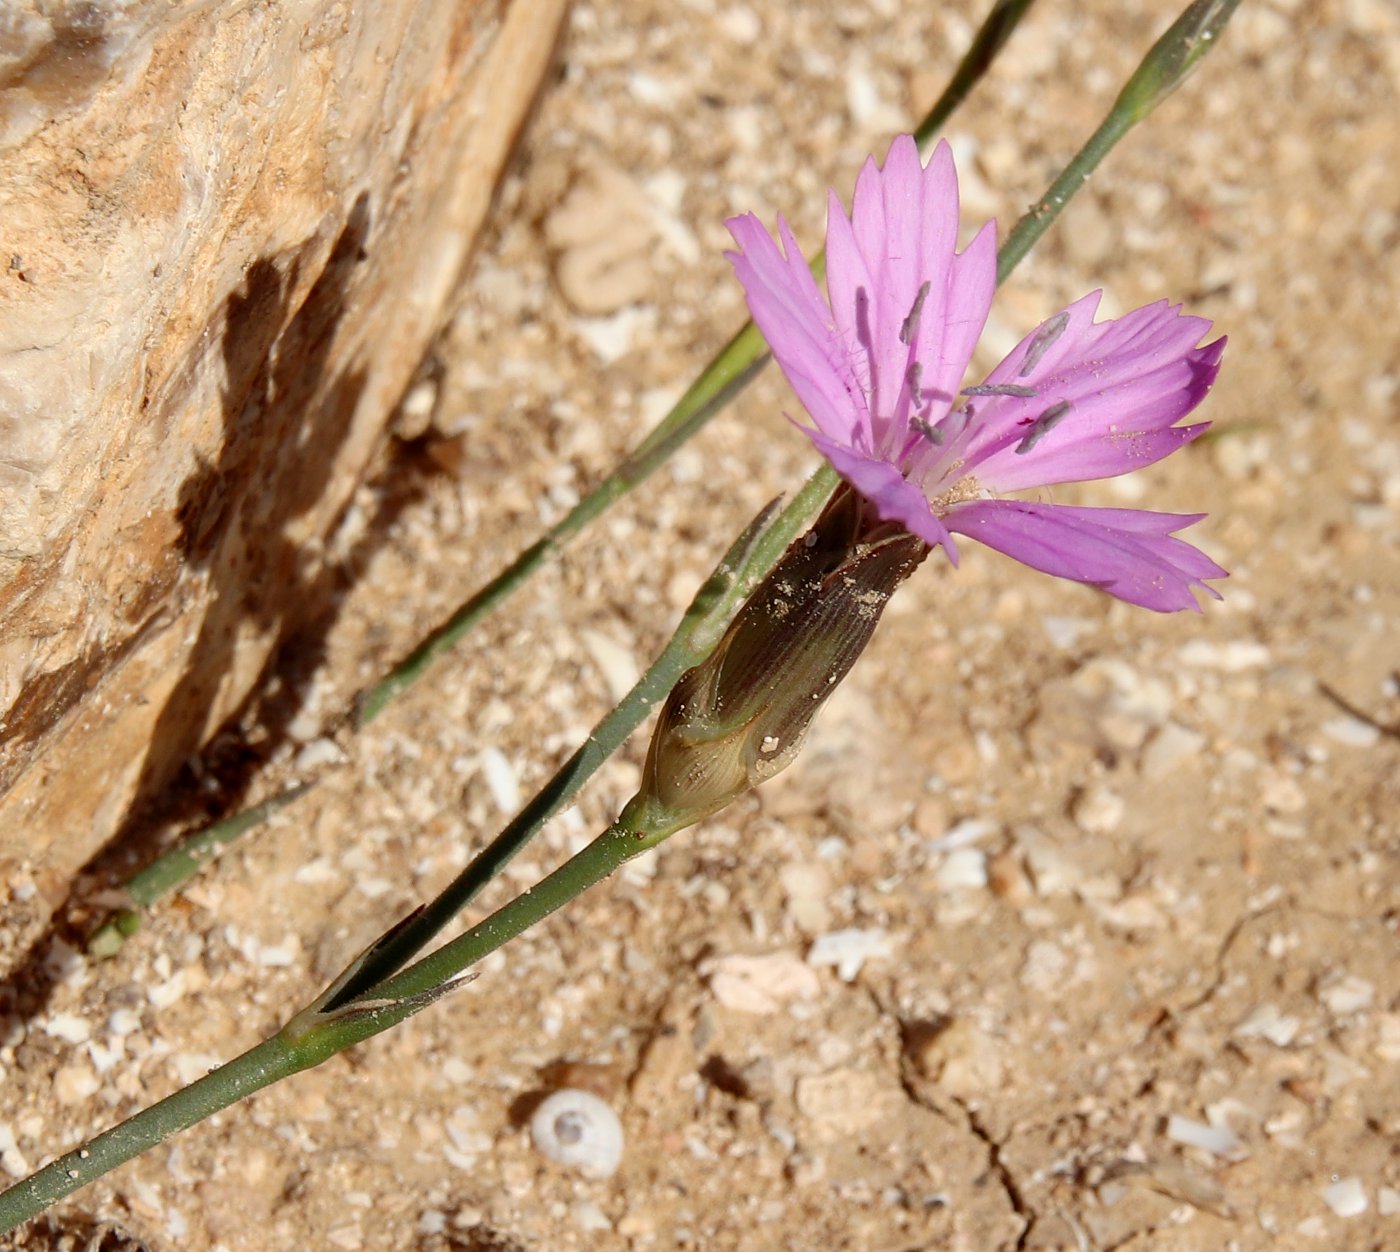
625, 487, 928, 838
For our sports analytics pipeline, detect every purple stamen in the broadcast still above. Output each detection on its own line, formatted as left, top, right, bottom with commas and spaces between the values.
1018, 312, 1070, 377
1013, 399, 1072, 454
899, 281, 932, 346
963, 383, 1038, 398
910, 417, 945, 445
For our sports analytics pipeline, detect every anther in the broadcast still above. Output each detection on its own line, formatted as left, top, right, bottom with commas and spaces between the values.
905, 360, 923, 399
963, 383, 1038, 398
1014, 400, 1072, 454
899, 281, 932, 346
1018, 312, 1070, 377
910, 417, 944, 444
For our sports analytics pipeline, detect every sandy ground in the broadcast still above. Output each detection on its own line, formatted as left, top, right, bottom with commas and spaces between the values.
4, 0, 1399, 1249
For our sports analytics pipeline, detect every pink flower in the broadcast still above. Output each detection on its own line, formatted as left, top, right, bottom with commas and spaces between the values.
726, 135, 1227, 612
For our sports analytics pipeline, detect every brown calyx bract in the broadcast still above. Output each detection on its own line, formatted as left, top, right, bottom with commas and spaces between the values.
623, 485, 929, 840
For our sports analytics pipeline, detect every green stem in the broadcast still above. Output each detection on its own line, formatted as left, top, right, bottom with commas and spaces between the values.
911, 0, 1037, 152
355, 4, 1049, 727
996, 0, 1241, 282
353, 326, 768, 725
0, 0, 1252, 1232
88, 0, 1043, 950
0, 805, 678, 1233
326, 467, 837, 1007
87, 785, 312, 957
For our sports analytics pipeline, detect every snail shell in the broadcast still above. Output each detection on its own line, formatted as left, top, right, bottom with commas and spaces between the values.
529, 1088, 624, 1179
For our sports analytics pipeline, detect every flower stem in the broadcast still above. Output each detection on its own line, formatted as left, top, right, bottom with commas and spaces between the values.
996, 0, 1241, 284
912, 0, 1038, 153
0, 798, 690, 1234
86, 784, 313, 957
324, 466, 838, 1007
85, 0, 1044, 951
0, 0, 1249, 1232
355, 0, 1043, 726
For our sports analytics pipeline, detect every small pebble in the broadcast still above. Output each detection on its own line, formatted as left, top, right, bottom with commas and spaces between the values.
1233, 1004, 1300, 1047
1071, 785, 1124, 835
1321, 1176, 1367, 1218
1318, 974, 1374, 1016
294, 737, 345, 773
805, 929, 895, 982
530, 1089, 624, 1179
53, 1064, 100, 1106
935, 847, 988, 892
703, 952, 820, 1014
1321, 717, 1380, 749
1166, 1114, 1241, 1158
1176, 640, 1271, 672
1140, 722, 1206, 780
478, 747, 521, 815
42, 1013, 91, 1045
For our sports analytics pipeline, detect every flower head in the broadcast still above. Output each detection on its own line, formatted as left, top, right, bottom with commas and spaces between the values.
726, 135, 1227, 612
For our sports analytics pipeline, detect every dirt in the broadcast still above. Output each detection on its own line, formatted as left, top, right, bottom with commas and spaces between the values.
3, 0, 1399, 1249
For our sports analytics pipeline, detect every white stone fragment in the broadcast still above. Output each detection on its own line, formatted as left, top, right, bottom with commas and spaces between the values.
935, 847, 988, 892
926, 817, 999, 853
1321, 717, 1381, 748
1141, 722, 1206, 780
107, 1008, 142, 1037
718, 5, 762, 42
844, 61, 901, 131
779, 862, 832, 934
86, 1039, 123, 1074
286, 710, 322, 743
1, 1147, 31, 1180
704, 952, 820, 1013
805, 929, 896, 982
256, 936, 301, 968
1092, 894, 1167, 933
1177, 639, 1272, 671
1072, 785, 1124, 835
293, 857, 337, 884
1233, 1004, 1300, 1047
171, 1053, 221, 1085
530, 1089, 624, 1179
574, 307, 656, 365
1375, 1014, 1400, 1062
294, 737, 345, 773
42, 1013, 92, 1045
1321, 1177, 1367, 1217
478, 747, 520, 815
148, 969, 188, 1009
628, 71, 672, 107
1319, 974, 1375, 1016
53, 1063, 100, 1105
1041, 615, 1093, 651
572, 1200, 613, 1232
1015, 827, 1082, 896
1166, 1114, 1241, 1158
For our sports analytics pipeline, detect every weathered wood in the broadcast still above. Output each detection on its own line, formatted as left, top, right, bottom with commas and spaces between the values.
0, 0, 568, 965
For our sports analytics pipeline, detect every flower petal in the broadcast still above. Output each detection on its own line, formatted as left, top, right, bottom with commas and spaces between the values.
726, 212, 868, 444
801, 424, 957, 558
953, 296, 1224, 493
827, 138, 993, 457
945, 500, 1226, 612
